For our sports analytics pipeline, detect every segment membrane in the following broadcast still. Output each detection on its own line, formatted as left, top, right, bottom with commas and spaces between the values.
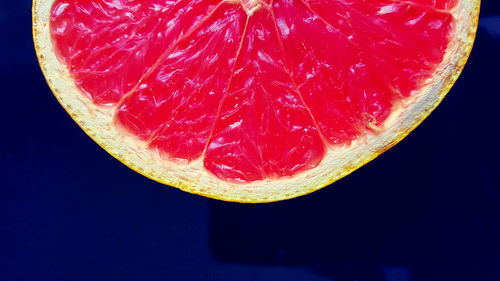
115, 4, 246, 162
272, 0, 454, 144
204, 10, 325, 182
50, 0, 223, 105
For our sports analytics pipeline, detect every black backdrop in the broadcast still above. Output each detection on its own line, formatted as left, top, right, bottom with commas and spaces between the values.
1, 1, 499, 280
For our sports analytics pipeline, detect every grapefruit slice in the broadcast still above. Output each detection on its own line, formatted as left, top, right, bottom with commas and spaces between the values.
33, 0, 479, 202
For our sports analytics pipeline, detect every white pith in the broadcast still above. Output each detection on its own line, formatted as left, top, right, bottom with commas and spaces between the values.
33, 0, 479, 202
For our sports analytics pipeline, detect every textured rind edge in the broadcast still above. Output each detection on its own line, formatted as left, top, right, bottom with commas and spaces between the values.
33, 0, 480, 203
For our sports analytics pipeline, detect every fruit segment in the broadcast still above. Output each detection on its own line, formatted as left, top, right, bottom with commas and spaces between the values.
273, 0, 454, 144
115, 3, 246, 162
49, 0, 457, 183
50, 0, 223, 105
204, 10, 325, 182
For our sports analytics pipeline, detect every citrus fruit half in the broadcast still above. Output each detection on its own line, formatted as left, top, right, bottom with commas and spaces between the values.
33, 0, 479, 202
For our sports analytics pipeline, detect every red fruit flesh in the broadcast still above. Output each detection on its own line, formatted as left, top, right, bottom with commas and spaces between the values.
50, 0, 456, 183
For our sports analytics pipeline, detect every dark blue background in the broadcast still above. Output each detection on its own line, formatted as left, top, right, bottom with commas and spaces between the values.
1, 1, 499, 280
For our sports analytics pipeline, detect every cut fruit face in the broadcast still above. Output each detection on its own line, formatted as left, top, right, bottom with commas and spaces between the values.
33, 0, 479, 202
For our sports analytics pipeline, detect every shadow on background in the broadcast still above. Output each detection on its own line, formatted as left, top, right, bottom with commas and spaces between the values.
210, 125, 434, 280
209, 10, 500, 281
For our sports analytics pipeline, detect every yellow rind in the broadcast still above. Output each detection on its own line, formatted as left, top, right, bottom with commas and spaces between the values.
33, 0, 480, 203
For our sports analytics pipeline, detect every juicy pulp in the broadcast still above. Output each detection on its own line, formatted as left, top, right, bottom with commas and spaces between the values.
50, 0, 456, 183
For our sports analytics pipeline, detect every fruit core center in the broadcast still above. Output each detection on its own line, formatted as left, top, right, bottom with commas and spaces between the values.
236, 0, 262, 16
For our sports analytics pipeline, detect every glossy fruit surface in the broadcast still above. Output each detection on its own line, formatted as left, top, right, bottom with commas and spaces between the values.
33, 0, 479, 202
